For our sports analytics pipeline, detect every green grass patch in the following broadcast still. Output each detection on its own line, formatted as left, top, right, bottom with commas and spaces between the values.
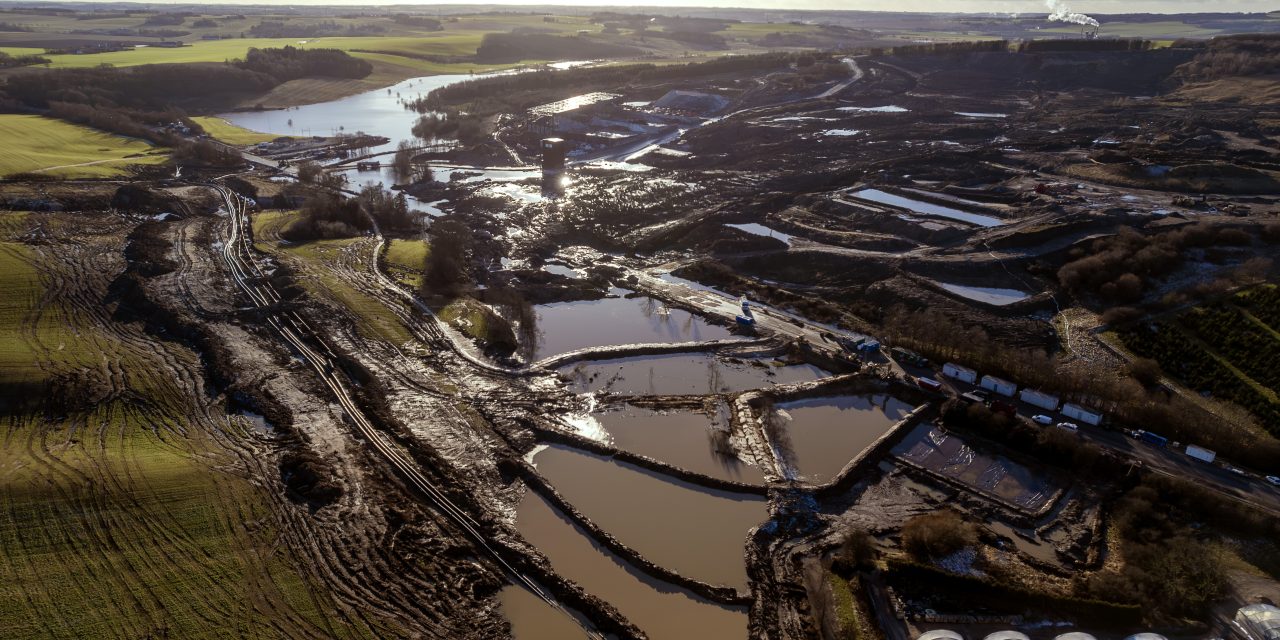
828, 574, 861, 640
0, 115, 168, 178
190, 116, 278, 146
382, 238, 428, 289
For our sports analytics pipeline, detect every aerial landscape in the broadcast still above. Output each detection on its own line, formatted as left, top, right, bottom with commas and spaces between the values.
1, 0, 1280, 639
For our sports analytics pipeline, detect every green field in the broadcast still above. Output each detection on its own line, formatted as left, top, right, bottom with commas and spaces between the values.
0, 212, 383, 638
190, 116, 279, 145
383, 238, 429, 289
0, 115, 168, 178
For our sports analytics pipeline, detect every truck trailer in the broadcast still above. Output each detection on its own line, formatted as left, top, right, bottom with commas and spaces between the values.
979, 375, 1017, 397
1062, 403, 1103, 427
942, 362, 978, 384
1185, 445, 1217, 464
1019, 388, 1060, 412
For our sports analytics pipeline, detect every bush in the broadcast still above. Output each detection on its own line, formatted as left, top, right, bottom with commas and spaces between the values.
422, 219, 474, 296
1126, 357, 1163, 387
901, 511, 975, 561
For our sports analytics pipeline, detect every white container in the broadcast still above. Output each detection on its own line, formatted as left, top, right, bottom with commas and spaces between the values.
942, 362, 978, 384
1062, 402, 1103, 426
1185, 445, 1216, 464
979, 374, 1016, 397
1019, 388, 1060, 411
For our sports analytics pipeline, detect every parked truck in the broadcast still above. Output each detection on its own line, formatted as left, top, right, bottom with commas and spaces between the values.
1138, 430, 1168, 448
942, 362, 978, 384
891, 347, 929, 367
1062, 403, 1103, 427
1185, 445, 1217, 464
1019, 388, 1060, 412
979, 374, 1017, 397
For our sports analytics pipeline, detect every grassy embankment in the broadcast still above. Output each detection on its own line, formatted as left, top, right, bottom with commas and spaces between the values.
0, 114, 168, 178
252, 210, 414, 346
0, 212, 382, 638
190, 116, 279, 145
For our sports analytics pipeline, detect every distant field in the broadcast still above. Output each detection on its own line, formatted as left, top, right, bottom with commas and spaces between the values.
0, 115, 167, 178
191, 116, 278, 145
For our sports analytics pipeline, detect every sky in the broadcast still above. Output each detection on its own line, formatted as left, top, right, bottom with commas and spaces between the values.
40, 0, 1280, 12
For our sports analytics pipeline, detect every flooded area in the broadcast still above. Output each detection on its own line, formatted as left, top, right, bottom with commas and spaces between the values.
774, 394, 915, 481
591, 403, 767, 484
848, 188, 1005, 227
221, 74, 476, 154
531, 445, 767, 590
560, 352, 829, 395
532, 291, 738, 360
986, 521, 1059, 565
725, 222, 794, 245
515, 489, 749, 640
935, 282, 1031, 306
839, 105, 909, 113
892, 423, 1059, 512
498, 586, 590, 640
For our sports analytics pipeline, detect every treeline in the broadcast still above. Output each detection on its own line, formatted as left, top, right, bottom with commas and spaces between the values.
236, 46, 372, 83
411, 112, 486, 145
0, 21, 32, 31
280, 186, 416, 242
1175, 33, 1280, 81
1057, 222, 1260, 305
881, 304, 1280, 473
885, 40, 1010, 57
415, 52, 812, 114
392, 14, 442, 30
474, 32, 638, 64
248, 20, 385, 38
0, 50, 48, 68
1018, 38, 1151, 53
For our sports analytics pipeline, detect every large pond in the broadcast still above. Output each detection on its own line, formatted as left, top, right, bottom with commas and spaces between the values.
849, 188, 1005, 228
773, 394, 915, 481
892, 422, 1058, 512
532, 444, 767, 590
499, 585, 591, 640
531, 291, 738, 361
515, 489, 749, 640
560, 352, 829, 396
221, 74, 474, 156
935, 281, 1031, 306
591, 403, 766, 484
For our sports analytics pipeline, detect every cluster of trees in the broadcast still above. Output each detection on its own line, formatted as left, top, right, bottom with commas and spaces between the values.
248, 20, 385, 38
415, 52, 814, 115
171, 139, 242, 167
901, 511, 977, 561
140, 13, 187, 26
236, 46, 373, 83
391, 14, 442, 30
474, 32, 638, 64
411, 112, 486, 146
887, 40, 1010, 57
391, 140, 431, 183
1018, 39, 1151, 53
1175, 33, 1280, 81
358, 186, 415, 233
0, 21, 33, 31
0, 50, 49, 68
1057, 222, 1256, 305
280, 192, 369, 242
191, 18, 217, 28
421, 219, 474, 297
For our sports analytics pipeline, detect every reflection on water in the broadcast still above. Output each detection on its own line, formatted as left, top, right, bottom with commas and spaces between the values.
849, 188, 1005, 227
593, 403, 766, 484
775, 394, 914, 481
562, 352, 829, 396
935, 281, 1030, 306
221, 74, 477, 155
533, 445, 767, 590
532, 291, 737, 360
498, 586, 590, 640
516, 489, 749, 640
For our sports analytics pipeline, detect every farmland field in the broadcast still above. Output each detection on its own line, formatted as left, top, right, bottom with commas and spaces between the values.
0, 212, 380, 638
190, 116, 279, 145
0, 115, 168, 178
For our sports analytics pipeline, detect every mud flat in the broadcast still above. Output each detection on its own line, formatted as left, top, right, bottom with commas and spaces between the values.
515, 489, 749, 640
561, 352, 829, 395
774, 393, 915, 481
592, 403, 767, 484
891, 423, 1060, 513
531, 290, 737, 360
934, 281, 1031, 306
848, 188, 1005, 227
531, 444, 767, 591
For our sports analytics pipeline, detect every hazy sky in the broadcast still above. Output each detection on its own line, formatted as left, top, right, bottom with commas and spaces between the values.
54, 0, 1280, 13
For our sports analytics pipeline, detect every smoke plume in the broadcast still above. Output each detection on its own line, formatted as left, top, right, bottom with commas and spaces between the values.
1045, 0, 1099, 27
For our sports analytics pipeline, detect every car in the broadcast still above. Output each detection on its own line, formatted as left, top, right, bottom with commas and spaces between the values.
1265, 476, 1280, 486
1031, 414, 1053, 425
1055, 422, 1079, 432
1226, 466, 1248, 477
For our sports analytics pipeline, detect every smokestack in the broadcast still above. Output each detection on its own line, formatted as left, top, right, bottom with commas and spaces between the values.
1044, 0, 1099, 28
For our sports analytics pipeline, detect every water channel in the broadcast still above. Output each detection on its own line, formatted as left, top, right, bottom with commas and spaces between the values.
561, 352, 829, 396
532, 290, 738, 360
774, 394, 915, 481
591, 403, 767, 484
